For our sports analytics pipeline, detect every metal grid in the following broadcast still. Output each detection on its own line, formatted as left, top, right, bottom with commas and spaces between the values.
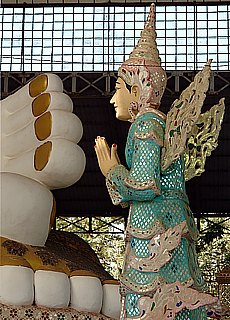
1, 4, 229, 72
56, 216, 126, 234
2, 0, 229, 4
156, 5, 230, 70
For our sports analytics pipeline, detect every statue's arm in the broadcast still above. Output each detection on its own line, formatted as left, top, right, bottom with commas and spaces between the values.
106, 133, 162, 206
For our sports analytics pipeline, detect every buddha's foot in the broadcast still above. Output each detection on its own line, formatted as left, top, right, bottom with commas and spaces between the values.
0, 235, 121, 319
0, 263, 121, 319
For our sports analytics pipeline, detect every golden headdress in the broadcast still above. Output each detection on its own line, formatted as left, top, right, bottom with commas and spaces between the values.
118, 3, 167, 111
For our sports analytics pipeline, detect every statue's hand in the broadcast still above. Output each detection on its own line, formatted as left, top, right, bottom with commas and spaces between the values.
95, 136, 120, 177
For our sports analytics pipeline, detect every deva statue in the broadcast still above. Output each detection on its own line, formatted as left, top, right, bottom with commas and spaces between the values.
95, 4, 226, 320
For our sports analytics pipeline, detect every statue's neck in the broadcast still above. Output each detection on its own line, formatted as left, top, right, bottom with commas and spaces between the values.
136, 102, 166, 122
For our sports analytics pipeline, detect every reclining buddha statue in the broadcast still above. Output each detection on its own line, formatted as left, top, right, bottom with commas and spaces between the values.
95, 3, 228, 320
0, 74, 121, 319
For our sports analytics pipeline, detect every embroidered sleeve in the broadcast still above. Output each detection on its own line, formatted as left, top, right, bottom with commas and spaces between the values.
106, 165, 130, 207
105, 117, 164, 205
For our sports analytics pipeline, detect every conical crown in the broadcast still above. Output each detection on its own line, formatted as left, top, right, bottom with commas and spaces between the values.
128, 3, 161, 65
118, 3, 167, 110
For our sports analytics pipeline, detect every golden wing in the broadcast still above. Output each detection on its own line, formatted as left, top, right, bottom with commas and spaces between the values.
184, 98, 225, 181
161, 60, 212, 171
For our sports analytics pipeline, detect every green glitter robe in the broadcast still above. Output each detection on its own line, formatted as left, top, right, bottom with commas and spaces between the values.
106, 112, 209, 320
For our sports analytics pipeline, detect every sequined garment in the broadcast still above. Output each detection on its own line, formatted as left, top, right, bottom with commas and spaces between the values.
106, 112, 216, 320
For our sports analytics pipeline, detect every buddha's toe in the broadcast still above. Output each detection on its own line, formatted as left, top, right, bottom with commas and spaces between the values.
33, 139, 86, 188
29, 74, 63, 98
34, 270, 70, 308
70, 272, 103, 313
32, 91, 73, 117
34, 109, 82, 144
0, 258, 34, 306
102, 280, 121, 319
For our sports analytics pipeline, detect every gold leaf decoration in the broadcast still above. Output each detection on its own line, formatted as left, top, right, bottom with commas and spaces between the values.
161, 60, 212, 171
184, 98, 225, 181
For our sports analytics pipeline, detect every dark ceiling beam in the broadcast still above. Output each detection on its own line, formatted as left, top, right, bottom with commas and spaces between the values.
2, 71, 230, 98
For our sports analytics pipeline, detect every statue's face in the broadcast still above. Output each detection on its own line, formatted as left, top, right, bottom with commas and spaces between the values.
110, 77, 135, 121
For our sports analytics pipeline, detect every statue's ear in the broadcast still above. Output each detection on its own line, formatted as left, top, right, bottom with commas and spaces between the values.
131, 85, 140, 100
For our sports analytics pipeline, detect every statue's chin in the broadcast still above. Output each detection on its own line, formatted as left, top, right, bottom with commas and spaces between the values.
116, 113, 131, 122
1, 172, 53, 246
